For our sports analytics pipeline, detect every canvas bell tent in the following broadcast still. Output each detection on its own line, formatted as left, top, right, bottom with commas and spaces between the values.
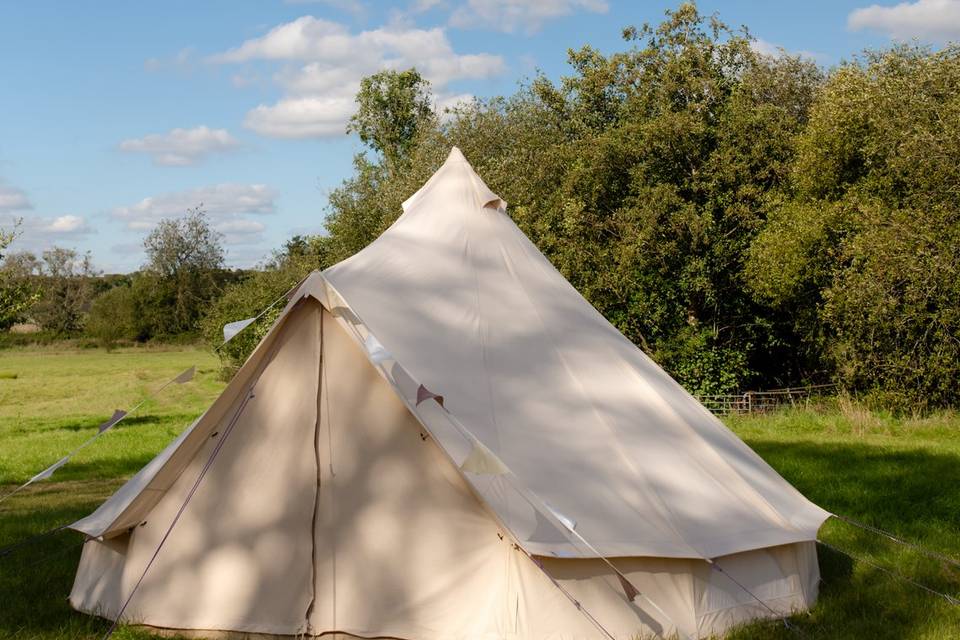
69, 148, 829, 639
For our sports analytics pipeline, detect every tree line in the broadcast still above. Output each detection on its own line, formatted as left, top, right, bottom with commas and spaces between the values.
3, 3, 959, 410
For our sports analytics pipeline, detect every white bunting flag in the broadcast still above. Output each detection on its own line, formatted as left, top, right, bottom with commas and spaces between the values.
459, 440, 509, 475
98, 409, 128, 433
223, 317, 256, 342
364, 334, 392, 364
545, 503, 577, 532
29, 456, 70, 484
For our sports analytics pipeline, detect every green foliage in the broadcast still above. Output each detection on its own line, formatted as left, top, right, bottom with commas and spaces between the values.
309, 3, 823, 395
750, 45, 960, 408
29, 248, 99, 336
141, 208, 226, 337
197, 9, 960, 410
85, 282, 138, 345
0, 221, 41, 330
347, 68, 436, 168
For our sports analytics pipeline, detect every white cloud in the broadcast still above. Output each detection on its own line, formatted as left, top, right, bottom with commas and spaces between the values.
215, 218, 266, 234
43, 215, 89, 233
750, 38, 824, 61
244, 96, 355, 138
112, 184, 277, 235
848, 0, 960, 41
215, 218, 268, 247
118, 126, 240, 166
210, 16, 504, 139
0, 181, 32, 212
0, 213, 92, 257
449, 0, 608, 34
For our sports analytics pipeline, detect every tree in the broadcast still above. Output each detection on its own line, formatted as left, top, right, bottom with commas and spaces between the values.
748, 45, 960, 408
143, 207, 225, 336
30, 247, 98, 335
304, 4, 825, 396
347, 69, 436, 168
0, 221, 40, 330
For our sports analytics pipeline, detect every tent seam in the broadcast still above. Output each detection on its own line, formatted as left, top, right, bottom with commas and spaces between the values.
304, 304, 324, 635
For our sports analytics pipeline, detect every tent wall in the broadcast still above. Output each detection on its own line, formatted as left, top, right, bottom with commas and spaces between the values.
71, 301, 323, 633
71, 299, 820, 639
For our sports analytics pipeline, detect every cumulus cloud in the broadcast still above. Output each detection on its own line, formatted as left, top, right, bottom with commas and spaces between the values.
42, 215, 89, 233
112, 184, 277, 246
118, 126, 240, 166
210, 16, 504, 138
0, 213, 92, 258
750, 38, 824, 61
0, 182, 90, 254
0, 181, 32, 212
449, 0, 608, 34
848, 0, 960, 41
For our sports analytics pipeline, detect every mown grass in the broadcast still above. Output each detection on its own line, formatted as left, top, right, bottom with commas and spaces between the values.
1, 349, 958, 639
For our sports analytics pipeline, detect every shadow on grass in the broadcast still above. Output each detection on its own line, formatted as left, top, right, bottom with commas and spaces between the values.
59, 415, 166, 433
0, 483, 116, 640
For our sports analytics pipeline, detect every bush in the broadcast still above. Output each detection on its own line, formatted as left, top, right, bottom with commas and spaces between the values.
85, 283, 138, 346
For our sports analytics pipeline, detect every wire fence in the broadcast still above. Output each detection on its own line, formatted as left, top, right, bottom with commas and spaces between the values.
697, 384, 838, 416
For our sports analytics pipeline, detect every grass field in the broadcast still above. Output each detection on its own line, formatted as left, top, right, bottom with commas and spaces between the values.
1, 347, 959, 639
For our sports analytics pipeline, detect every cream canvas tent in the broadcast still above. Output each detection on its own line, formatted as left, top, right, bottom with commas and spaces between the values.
69, 148, 830, 639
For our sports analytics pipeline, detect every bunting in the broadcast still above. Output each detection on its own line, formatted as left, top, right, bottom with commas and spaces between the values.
617, 573, 641, 602
172, 366, 196, 384
364, 333, 392, 364
98, 409, 128, 434
545, 503, 577, 532
0, 363, 200, 505
29, 457, 70, 483
459, 439, 509, 475
222, 318, 256, 342
415, 384, 444, 407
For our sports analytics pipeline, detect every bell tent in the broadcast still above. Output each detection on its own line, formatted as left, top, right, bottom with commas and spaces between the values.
69, 148, 829, 639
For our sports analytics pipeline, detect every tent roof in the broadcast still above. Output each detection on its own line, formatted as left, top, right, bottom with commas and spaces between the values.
322, 147, 830, 559
73, 147, 829, 560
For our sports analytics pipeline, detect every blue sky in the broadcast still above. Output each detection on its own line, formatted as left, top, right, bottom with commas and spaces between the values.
0, 0, 956, 273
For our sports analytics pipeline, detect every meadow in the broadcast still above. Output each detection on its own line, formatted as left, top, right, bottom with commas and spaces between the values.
0, 347, 958, 639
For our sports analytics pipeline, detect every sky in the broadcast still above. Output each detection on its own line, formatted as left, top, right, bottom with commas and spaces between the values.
1, 0, 957, 273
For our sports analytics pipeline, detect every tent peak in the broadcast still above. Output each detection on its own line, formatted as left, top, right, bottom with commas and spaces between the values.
445, 146, 468, 164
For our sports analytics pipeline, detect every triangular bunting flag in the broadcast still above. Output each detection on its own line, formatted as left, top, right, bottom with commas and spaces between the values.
223, 317, 256, 342
545, 503, 577, 532
29, 456, 70, 484
330, 306, 362, 325
460, 440, 509, 475
173, 366, 196, 384
528, 508, 572, 544
416, 384, 444, 407
364, 333, 392, 364
98, 409, 128, 433
617, 573, 641, 602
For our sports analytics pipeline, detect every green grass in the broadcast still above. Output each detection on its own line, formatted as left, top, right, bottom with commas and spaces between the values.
725, 402, 960, 639
1, 350, 958, 639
